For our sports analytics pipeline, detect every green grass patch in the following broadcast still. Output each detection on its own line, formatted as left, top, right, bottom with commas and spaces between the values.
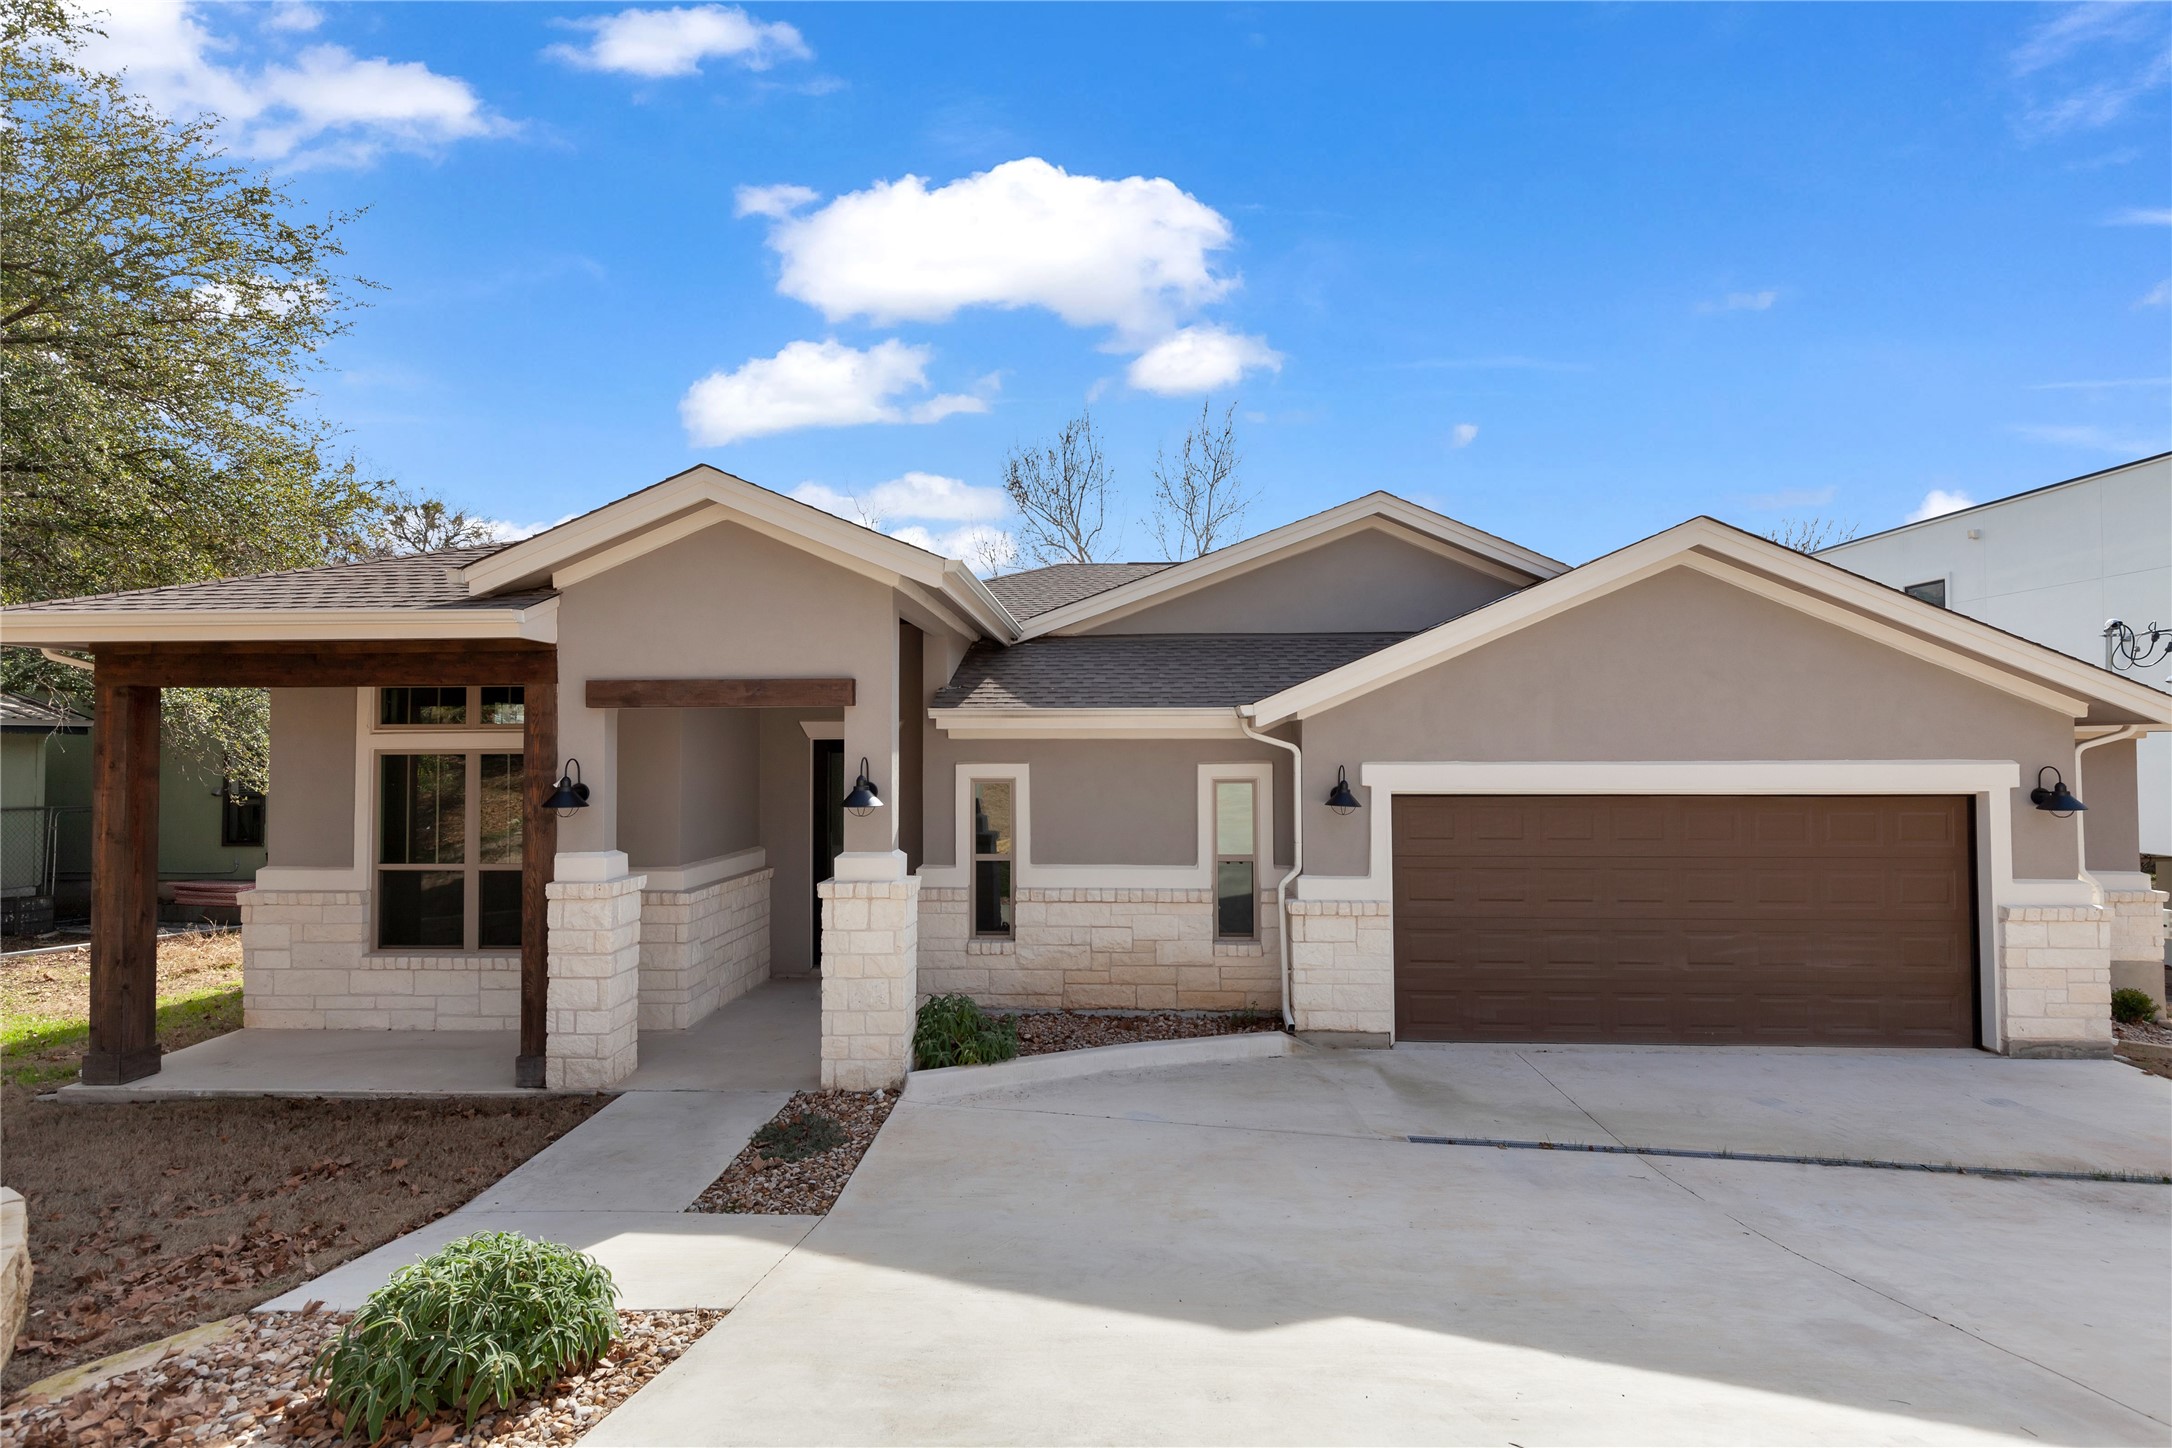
2, 981, 242, 1087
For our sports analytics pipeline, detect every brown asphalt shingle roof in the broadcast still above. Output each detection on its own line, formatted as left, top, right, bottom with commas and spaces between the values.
0, 692, 91, 731
7, 549, 554, 613
932, 633, 1415, 710
982, 562, 1173, 621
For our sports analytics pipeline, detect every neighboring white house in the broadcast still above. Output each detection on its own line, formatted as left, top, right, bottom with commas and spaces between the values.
1822, 453, 2172, 899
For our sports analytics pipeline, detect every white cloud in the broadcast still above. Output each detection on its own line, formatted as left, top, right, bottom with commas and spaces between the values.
2010, 3, 2171, 135
2011, 423, 2167, 455
82, 0, 507, 167
2141, 279, 2171, 308
790, 472, 1007, 526
754, 158, 1239, 338
1449, 423, 1479, 449
2105, 207, 2172, 226
262, 2, 323, 32
1699, 289, 1779, 313
1907, 489, 1975, 523
679, 339, 986, 445
734, 183, 821, 219
1125, 326, 1282, 396
544, 4, 809, 77
890, 523, 1018, 576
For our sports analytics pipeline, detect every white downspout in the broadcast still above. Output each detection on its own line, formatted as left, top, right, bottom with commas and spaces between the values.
2073, 726, 2147, 885
1236, 707, 1300, 1030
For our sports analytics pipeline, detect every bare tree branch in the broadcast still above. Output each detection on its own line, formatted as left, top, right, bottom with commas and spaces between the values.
1147, 400, 1250, 560
1764, 516, 1860, 553
1002, 409, 1112, 566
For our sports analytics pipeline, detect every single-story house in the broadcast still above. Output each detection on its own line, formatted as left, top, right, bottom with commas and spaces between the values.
3, 467, 2166, 1089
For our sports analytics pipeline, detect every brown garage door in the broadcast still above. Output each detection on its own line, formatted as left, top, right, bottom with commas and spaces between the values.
1393, 796, 1976, 1047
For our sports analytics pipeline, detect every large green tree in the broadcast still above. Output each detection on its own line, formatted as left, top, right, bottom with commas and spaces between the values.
0, 0, 390, 788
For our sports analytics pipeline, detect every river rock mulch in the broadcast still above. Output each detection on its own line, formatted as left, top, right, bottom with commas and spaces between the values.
2115, 1018, 2172, 1046
688, 1090, 896, 1215
1, 1307, 721, 1447
1005, 1008, 1283, 1056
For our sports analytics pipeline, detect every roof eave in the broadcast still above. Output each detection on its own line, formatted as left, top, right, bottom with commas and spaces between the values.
0, 598, 559, 648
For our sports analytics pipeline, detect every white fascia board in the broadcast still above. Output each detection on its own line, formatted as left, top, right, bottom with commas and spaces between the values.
0, 603, 555, 646
928, 707, 1248, 739
1017, 494, 1567, 640
1249, 518, 2169, 727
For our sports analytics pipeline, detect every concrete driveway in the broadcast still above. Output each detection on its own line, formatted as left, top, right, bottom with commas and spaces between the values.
588, 1045, 2172, 1446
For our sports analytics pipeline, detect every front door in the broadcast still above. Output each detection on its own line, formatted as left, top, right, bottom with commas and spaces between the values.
811, 738, 845, 969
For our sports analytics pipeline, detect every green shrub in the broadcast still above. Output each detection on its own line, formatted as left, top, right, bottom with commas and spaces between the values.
2112, 988, 2159, 1025
753, 1108, 848, 1161
914, 993, 1019, 1069
312, 1230, 618, 1441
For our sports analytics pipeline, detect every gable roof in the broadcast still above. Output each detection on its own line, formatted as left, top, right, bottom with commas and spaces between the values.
1246, 516, 2172, 730
933, 632, 1413, 711
983, 562, 1173, 621
1820, 451, 2171, 553
459, 464, 1019, 640
1015, 492, 1568, 638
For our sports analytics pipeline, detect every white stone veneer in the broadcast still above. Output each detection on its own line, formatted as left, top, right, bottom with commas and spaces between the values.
2105, 887, 2170, 1010
240, 888, 522, 1030
1287, 899, 1394, 1039
639, 867, 772, 1031
1998, 904, 2114, 1057
818, 878, 919, 1091
545, 872, 645, 1088
918, 886, 1278, 1011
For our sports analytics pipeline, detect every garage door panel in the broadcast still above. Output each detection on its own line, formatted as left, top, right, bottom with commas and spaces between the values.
1393, 795, 1976, 1047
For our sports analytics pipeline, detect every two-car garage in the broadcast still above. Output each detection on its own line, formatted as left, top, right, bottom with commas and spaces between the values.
1390, 795, 1979, 1048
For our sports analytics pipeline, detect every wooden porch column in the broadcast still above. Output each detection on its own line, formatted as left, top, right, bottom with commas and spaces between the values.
82, 680, 161, 1084
517, 656, 559, 1088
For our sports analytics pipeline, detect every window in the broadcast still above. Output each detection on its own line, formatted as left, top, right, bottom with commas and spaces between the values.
1903, 579, 1947, 609
220, 783, 265, 848
1214, 779, 1256, 939
377, 751, 523, 950
971, 778, 1014, 937
378, 686, 524, 729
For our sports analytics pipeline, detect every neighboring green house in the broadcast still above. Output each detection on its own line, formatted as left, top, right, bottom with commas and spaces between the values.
0, 690, 265, 931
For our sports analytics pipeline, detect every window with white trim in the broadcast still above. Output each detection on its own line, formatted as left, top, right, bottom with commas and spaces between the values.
377, 751, 523, 950
971, 778, 1015, 937
1903, 579, 1947, 609
1213, 778, 1257, 939
377, 686, 525, 730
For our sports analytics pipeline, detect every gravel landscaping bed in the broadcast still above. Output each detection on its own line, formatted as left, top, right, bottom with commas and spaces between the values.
688, 1090, 895, 1215
2114, 1018, 2172, 1046
1004, 1008, 1283, 1056
1, 1307, 721, 1446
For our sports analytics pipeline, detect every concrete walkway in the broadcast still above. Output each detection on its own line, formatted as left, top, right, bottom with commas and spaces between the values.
587, 1045, 2172, 1446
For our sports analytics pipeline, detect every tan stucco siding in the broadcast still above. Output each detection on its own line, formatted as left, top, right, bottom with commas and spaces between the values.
617, 706, 761, 869
267, 687, 357, 869
2080, 738, 2141, 874
1300, 566, 2083, 880
1074, 529, 1525, 635
921, 735, 1294, 871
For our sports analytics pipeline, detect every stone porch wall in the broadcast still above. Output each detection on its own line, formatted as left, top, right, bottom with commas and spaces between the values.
240, 888, 521, 1030
2105, 888, 2170, 1008
917, 886, 1278, 1011
818, 878, 919, 1091
545, 871, 644, 1089
639, 867, 773, 1031
1288, 899, 1394, 1040
1998, 904, 2114, 1057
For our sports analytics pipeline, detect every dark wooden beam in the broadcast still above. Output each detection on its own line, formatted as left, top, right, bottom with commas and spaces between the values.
584, 677, 855, 710
82, 680, 161, 1084
517, 658, 558, 1088
94, 640, 555, 689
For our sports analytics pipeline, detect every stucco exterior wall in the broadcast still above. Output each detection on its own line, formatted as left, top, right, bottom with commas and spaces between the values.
1074, 529, 1526, 635
1300, 566, 2083, 880
265, 688, 358, 869
2080, 738, 2141, 874
618, 706, 761, 869
921, 736, 1295, 872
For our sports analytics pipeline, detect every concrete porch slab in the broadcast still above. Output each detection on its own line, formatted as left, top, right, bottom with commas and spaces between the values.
619, 979, 819, 1092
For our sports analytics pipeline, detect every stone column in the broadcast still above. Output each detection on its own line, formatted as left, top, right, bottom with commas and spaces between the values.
2105, 886, 2170, 1016
1997, 904, 2114, 1058
1287, 899, 1394, 1047
818, 876, 920, 1091
545, 851, 645, 1088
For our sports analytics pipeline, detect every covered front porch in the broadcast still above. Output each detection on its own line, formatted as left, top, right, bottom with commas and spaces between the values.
57, 976, 819, 1099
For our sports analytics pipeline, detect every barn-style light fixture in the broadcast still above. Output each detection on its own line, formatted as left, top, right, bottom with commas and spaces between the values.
843, 757, 883, 817
544, 758, 591, 816
1325, 765, 1362, 816
2029, 765, 2085, 817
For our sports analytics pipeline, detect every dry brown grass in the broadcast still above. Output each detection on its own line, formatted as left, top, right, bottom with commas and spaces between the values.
1, 1092, 605, 1394
2, 931, 247, 1088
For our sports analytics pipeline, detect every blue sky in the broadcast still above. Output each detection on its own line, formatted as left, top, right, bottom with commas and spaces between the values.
94, 1, 2172, 567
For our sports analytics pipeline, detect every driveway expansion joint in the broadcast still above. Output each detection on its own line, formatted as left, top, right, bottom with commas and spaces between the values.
1406, 1135, 2172, 1184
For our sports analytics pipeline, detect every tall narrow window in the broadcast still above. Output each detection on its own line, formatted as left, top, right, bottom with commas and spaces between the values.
377, 752, 523, 950
971, 779, 1014, 938
220, 782, 266, 847
1214, 779, 1256, 939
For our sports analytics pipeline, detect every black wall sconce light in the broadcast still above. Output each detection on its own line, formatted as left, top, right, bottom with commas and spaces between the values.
1326, 765, 1362, 816
2029, 765, 2086, 817
543, 758, 591, 816
843, 757, 884, 817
